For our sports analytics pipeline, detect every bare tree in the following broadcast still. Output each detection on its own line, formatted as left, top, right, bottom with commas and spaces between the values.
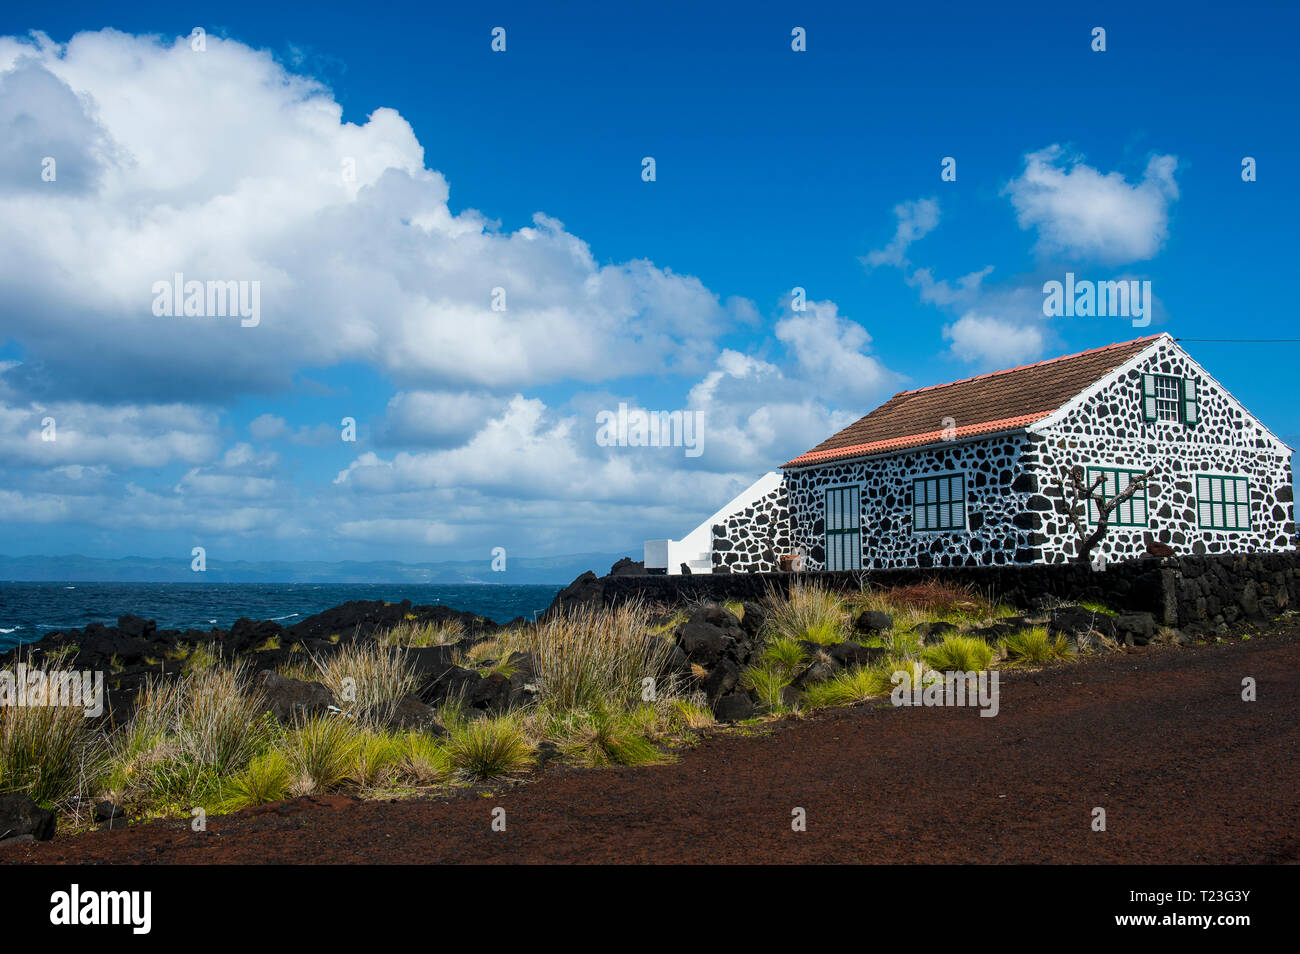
1060, 465, 1155, 565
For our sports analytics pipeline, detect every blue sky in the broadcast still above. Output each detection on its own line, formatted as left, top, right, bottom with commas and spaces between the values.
0, 0, 1296, 567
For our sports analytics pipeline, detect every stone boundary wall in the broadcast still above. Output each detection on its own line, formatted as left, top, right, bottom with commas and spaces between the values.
550, 551, 1300, 630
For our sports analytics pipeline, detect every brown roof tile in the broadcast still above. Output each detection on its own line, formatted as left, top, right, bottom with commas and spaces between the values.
783, 335, 1162, 468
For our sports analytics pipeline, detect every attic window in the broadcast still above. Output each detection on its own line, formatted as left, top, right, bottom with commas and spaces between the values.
1142, 373, 1200, 426
1154, 375, 1181, 421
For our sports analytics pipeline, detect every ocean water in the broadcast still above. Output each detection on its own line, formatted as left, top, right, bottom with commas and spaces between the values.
0, 582, 562, 651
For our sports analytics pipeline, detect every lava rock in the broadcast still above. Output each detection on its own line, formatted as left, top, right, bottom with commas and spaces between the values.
1049, 606, 1118, 639
117, 614, 156, 639
416, 661, 482, 706
675, 621, 734, 668
468, 672, 512, 713
702, 658, 741, 702
854, 610, 894, 634
739, 602, 767, 639
0, 793, 56, 842
911, 621, 958, 644
829, 641, 887, 668
92, 801, 126, 827
256, 670, 336, 723
377, 694, 446, 734
713, 692, 756, 723
1114, 611, 1157, 646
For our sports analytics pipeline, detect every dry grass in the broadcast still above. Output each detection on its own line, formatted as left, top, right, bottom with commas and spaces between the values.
765, 583, 848, 645
310, 641, 417, 729
522, 602, 676, 711
0, 662, 108, 806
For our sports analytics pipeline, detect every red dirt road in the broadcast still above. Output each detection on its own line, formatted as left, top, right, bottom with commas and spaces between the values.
5, 633, 1298, 865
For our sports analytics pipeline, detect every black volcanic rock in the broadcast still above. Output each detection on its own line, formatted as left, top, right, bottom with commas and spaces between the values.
0, 793, 56, 843
256, 670, 335, 723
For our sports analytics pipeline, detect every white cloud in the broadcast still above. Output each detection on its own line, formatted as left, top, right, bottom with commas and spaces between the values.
862, 198, 940, 268
376, 390, 508, 447
774, 300, 893, 403
1004, 145, 1179, 263
943, 312, 1044, 367
0, 30, 741, 401
0, 396, 220, 468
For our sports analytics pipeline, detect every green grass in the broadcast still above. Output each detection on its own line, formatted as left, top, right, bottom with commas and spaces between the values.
800, 662, 908, 708
766, 584, 847, 645
920, 635, 995, 673
1076, 601, 1119, 617
0, 667, 108, 806
310, 641, 417, 729
283, 715, 361, 795
351, 729, 405, 788
1001, 626, 1074, 666
444, 715, 533, 780
544, 706, 664, 767
522, 602, 677, 711
107, 665, 273, 810
222, 749, 292, 810
380, 618, 466, 648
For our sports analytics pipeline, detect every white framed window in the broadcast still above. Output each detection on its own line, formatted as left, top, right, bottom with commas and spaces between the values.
1154, 375, 1182, 422
1142, 372, 1200, 426
912, 473, 966, 532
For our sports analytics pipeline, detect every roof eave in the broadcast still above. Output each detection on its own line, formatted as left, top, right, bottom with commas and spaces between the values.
781, 424, 1040, 472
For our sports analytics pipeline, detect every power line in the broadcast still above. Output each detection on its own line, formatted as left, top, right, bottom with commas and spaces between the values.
1174, 337, 1300, 343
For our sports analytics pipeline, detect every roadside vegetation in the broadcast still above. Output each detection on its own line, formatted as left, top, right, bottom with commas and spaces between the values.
1, 580, 1149, 836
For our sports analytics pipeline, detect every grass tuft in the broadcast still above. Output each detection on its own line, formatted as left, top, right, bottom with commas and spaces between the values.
920, 635, 995, 673
1001, 626, 1074, 666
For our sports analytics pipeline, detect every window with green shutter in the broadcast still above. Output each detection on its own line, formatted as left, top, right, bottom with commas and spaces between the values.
1196, 475, 1251, 530
1142, 373, 1199, 425
912, 473, 966, 532
1085, 467, 1148, 526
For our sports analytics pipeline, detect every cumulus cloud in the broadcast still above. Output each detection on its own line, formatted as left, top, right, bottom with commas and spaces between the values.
0, 28, 902, 560
774, 301, 893, 403
0, 30, 740, 403
0, 392, 221, 468
375, 390, 508, 448
1004, 145, 1179, 262
942, 312, 1044, 367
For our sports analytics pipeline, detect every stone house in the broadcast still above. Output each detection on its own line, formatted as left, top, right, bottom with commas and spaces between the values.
644, 334, 1295, 572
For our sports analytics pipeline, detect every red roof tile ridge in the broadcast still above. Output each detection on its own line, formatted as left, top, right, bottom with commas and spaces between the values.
893, 333, 1164, 398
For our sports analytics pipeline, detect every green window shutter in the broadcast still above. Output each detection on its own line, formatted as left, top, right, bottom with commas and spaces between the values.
1183, 376, 1200, 426
1141, 373, 1157, 422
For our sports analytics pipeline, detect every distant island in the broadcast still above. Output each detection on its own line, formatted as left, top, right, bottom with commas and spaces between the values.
0, 552, 635, 585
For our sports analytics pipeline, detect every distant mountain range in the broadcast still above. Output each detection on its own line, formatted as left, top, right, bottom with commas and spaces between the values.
0, 552, 634, 585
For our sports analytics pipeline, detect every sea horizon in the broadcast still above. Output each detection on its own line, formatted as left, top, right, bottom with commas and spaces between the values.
0, 581, 565, 651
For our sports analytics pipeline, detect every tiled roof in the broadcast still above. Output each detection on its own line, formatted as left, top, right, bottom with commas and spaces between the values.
782, 335, 1162, 469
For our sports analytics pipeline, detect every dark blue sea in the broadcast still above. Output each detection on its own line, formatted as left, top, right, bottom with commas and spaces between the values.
0, 582, 562, 651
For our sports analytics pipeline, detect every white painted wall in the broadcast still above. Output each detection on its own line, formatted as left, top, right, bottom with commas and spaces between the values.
644, 471, 784, 574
